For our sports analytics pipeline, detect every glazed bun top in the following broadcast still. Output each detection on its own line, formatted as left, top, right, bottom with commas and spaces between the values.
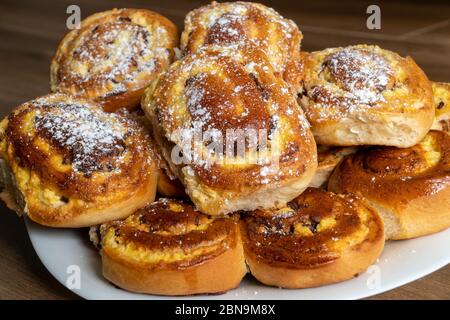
241, 188, 384, 268
100, 199, 240, 268
328, 130, 450, 202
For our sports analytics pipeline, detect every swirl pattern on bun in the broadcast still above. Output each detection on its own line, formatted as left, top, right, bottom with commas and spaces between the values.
181, 1, 302, 89
0, 93, 157, 227
299, 45, 434, 147
142, 44, 317, 215
329, 130, 450, 239
99, 199, 246, 295
240, 187, 384, 288
50, 8, 178, 112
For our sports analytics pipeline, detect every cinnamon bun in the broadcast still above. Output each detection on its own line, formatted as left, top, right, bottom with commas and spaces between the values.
50, 8, 178, 112
299, 45, 434, 147
0, 93, 158, 227
329, 130, 450, 240
142, 44, 317, 215
240, 187, 384, 288
99, 199, 246, 295
181, 1, 302, 89
431, 82, 450, 133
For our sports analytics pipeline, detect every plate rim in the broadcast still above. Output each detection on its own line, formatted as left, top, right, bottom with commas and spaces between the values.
25, 217, 450, 300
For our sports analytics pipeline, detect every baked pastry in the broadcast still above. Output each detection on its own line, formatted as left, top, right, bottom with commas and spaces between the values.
0, 93, 158, 227
99, 199, 246, 295
309, 146, 357, 188
181, 1, 302, 88
240, 187, 384, 288
142, 44, 317, 215
299, 45, 434, 147
431, 82, 450, 133
328, 130, 450, 240
50, 8, 178, 112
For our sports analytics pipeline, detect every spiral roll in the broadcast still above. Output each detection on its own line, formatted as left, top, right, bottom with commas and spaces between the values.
99, 199, 246, 295
143, 44, 317, 215
240, 187, 384, 288
329, 130, 450, 239
50, 8, 178, 112
299, 45, 434, 147
181, 1, 303, 90
0, 93, 158, 227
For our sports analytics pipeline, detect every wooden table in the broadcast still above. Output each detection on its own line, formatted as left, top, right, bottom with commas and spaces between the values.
0, 0, 449, 300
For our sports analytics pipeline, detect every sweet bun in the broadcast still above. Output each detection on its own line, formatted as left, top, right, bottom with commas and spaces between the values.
181, 1, 302, 88
299, 45, 434, 147
240, 187, 384, 288
328, 130, 450, 240
309, 146, 357, 188
50, 8, 178, 112
142, 44, 317, 215
0, 93, 158, 227
431, 82, 450, 133
99, 199, 246, 295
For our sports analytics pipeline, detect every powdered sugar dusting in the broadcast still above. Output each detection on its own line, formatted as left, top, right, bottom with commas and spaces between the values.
34, 102, 127, 175
187, 2, 299, 73
58, 15, 170, 96
157, 44, 313, 189
323, 47, 393, 105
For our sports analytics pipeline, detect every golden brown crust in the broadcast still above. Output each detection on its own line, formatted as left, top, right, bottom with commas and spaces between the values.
309, 146, 357, 188
431, 82, 450, 133
240, 188, 384, 288
142, 44, 317, 215
100, 199, 246, 295
50, 8, 179, 112
299, 45, 434, 147
181, 1, 302, 90
328, 130, 450, 240
0, 93, 157, 227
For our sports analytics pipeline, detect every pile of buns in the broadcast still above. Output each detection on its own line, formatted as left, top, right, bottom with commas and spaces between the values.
0, 2, 449, 296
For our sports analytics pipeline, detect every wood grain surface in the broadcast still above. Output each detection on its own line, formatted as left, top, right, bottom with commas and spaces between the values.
0, 0, 449, 300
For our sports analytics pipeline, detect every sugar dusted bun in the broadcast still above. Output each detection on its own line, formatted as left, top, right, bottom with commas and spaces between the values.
100, 199, 246, 295
142, 44, 317, 215
299, 45, 434, 147
431, 82, 450, 133
240, 188, 384, 288
309, 146, 357, 188
50, 8, 178, 112
0, 93, 158, 227
181, 1, 303, 90
329, 130, 450, 240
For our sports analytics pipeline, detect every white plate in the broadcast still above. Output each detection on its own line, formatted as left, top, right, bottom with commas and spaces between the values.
26, 217, 450, 300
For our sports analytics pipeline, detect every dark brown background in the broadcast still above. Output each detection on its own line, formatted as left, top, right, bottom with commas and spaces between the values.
0, 0, 449, 300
